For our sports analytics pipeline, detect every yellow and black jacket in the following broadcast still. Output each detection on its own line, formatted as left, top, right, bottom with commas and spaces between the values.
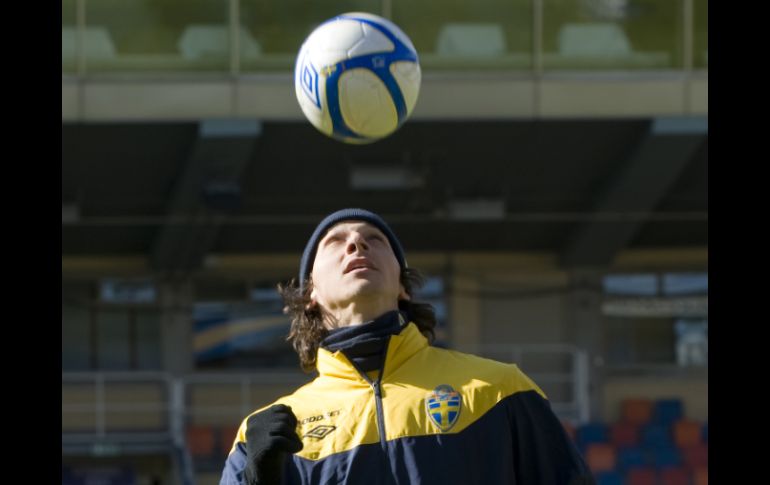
221, 319, 593, 484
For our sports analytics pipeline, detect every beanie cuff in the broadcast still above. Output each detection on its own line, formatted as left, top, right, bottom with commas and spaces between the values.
298, 209, 407, 293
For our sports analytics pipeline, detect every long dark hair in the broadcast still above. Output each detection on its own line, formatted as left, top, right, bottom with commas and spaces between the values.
277, 267, 437, 372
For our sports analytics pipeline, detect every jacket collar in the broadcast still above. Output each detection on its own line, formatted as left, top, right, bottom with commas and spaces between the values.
316, 321, 429, 382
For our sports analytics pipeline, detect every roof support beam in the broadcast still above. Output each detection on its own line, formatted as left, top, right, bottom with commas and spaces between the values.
559, 117, 707, 267
149, 120, 260, 273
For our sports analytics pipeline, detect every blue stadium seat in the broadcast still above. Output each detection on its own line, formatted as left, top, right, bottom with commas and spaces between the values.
617, 447, 647, 471
641, 423, 672, 448
653, 399, 684, 425
595, 471, 623, 485
650, 446, 682, 468
577, 423, 609, 449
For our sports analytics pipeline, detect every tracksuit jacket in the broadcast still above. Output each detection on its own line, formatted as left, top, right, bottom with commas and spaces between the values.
220, 314, 594, 484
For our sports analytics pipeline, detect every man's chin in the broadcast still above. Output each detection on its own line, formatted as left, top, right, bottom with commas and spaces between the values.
342, 280, 394, 299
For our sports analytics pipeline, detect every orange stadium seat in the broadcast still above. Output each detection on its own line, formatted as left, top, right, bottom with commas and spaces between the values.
682, 443, 708, 469
585, 443, 616, 474
610, 421, 639, 448
220, 425, 241, 455
693, 466, 708, 485
186, 425, 216, 457
627, 468, 656, 485
621, 399, 653, 425
561, 420, 577, 442
660, 467, 689, 485
673, 419, 703, 447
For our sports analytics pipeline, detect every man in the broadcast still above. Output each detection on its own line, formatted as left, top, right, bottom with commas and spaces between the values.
220, 208, 594, 485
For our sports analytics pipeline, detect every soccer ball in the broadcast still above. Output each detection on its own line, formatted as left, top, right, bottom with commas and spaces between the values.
294, 12, 421, 144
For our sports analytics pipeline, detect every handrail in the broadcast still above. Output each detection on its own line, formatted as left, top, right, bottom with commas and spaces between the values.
62, 344, 590, 484
62, 344, 591, 442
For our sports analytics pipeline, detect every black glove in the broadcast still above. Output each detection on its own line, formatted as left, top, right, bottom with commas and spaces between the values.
243, 404, 304, 485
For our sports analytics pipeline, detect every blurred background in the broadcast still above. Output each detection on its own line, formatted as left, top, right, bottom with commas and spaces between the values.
61, 0, 707, 484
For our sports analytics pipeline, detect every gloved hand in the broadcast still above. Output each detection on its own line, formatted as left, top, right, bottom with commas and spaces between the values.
243, 404, 304, 485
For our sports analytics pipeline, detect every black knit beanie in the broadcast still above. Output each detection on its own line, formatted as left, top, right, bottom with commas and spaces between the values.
298, 208, 407, 294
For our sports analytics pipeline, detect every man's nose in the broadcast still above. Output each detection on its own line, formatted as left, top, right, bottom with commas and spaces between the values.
346, 233, 369, 253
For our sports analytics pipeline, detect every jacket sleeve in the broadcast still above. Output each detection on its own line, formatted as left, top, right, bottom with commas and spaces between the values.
505, 390, 596, 485
219, 421, 303, 485
220, 440, 249, 485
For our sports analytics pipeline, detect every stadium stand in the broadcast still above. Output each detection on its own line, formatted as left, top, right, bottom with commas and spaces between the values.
566, 398, 707, 485
186, 425, 216, 458
626, 468, 656, 485
620, 398, 654, 426
586, 443, 617, 474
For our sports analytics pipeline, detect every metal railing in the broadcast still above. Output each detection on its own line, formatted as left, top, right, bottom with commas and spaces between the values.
62, 371, 173, 440
62, 371, 193, 484
62, 346, 589, 483
62, 346, 589, 439
62, 344, 590, 438
474, 343, 591, 424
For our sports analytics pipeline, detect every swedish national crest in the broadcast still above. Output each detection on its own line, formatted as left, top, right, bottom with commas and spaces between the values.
425, 384, 462, 432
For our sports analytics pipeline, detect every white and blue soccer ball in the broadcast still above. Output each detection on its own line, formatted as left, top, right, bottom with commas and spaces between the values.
294, 12, 421, 144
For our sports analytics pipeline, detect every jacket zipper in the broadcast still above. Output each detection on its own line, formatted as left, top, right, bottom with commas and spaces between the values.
351, 347, 391, 478
371, 379, 387, 452
348, 333, 396, 482
370, 365, 393, 484
370, 313, 405, 452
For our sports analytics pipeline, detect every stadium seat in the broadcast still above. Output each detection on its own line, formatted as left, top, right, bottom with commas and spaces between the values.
682, 443, 708, 469
585, 443, 616, 473
577, 423, 609, 449
627, 468, 656, 485
177, 24, 262, 60
641, 423, 673, 448
561, 420, 577, 442
557, 22, 632, 58
673, 419, 703, 447
219, 425, 240, 456
436, 23, 507, 57
186, 425, 216, 458
61, 26, 117, 62
660, 467, 690, 485
650, 446, 682, 468
653, 399, 684, 426
617, 447, 647, 472
693, 466, 708, 485
595, 471, 623, 485
610, 421, 639, 448
621, 398, 653, 425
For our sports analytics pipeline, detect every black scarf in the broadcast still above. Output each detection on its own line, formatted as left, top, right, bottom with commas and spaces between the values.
320, 310, 407, 374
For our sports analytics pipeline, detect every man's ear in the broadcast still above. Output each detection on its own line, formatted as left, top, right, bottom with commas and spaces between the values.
398, 287, 411, 301
306, 287, 319, 311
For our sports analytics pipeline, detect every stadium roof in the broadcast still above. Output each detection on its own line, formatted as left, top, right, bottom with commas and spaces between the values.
62, 118, 707, 270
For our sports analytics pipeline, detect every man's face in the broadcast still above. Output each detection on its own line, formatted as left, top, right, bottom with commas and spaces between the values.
309, 221, 407, 311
